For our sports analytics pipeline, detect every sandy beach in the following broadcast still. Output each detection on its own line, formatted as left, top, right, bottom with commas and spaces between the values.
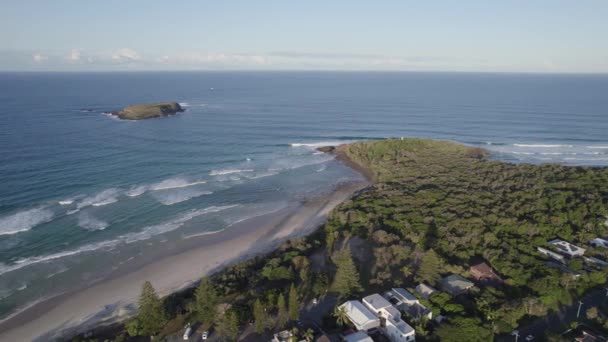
0, 179, 368, 341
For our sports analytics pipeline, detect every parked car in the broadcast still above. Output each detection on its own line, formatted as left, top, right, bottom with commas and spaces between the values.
525, 335, 535, 341
183, 323, 192, 340
201, 331, 209, 340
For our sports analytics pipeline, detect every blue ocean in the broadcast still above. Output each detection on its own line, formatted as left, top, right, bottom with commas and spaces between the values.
0, 71, 607, 317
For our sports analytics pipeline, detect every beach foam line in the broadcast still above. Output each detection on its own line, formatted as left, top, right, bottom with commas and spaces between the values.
58, 200, 73, 206
0, 205, 240, 276
150, 179, 207, 191
0, 207, 55, 236
586, 146, 608, 149
182, 229, 225, 239
513, 144, 574, 148
289, 141, 347, 148
210, 169, 254, 176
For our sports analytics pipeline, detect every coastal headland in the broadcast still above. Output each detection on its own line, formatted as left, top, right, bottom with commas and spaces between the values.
4, 138, 608, 341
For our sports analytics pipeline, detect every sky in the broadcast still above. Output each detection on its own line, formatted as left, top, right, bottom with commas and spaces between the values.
1, 0, 607, 73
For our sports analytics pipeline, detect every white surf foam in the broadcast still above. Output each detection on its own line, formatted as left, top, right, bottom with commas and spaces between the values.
58, 200, 73, 206
77, 188, 120, 209
0, 205, 239, 276
513, 144, 573, 148
152, 190, 213, 206
209, 169, 254, 176
77, 213, 109, 231
586, 146, 608, 149
150, 178, 207, 191
125, 185, 148, 197
0, 207, 54, 236
290, 141, 346, 148
122, 205, 237, 243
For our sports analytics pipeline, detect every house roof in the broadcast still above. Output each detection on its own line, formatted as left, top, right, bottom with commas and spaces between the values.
362, 293, 393, 310
339, 300, 379, 329
549, 239, 586, 256
344, 331, 373, 342
440, 274, 474, 293
390, 288, 418, 303
389, 318, 415, 335
469, 262, 502, 281
362, 293, 400, 318
415, 283, 437, 296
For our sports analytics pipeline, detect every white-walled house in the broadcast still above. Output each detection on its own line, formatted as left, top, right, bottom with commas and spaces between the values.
362, 294, 416, 342
339, 300, 380, 332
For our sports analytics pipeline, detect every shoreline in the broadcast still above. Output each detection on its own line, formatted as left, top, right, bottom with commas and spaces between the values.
0, 171, 370, 341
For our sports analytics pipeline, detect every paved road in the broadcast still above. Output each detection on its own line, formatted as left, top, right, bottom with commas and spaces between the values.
497, 288, 608, 341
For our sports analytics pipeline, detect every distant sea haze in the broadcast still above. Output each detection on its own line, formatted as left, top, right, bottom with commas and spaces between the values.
0, 71, 607, 318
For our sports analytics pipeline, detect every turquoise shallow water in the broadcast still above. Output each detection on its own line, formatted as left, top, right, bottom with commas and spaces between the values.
0, 71, 607, 316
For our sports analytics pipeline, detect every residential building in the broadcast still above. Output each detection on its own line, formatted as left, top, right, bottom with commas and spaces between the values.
590, 238, 608, 249
363, 293, 402, 321
339, 300, 380, 332
271, 330, 293, 342
414, 283, 437, 299
584, 256, 608, 267
469, 262, 503, 286
384, 288, 432, 320
537, 246, 566, 264
362, 294, 416, 342
549, 239, 586, 257
344, 331, 374, 342
439, 275, 474, 296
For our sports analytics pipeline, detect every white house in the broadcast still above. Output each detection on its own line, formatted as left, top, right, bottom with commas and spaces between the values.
549, 239, 586, 257
344, 331, 374, 342
590, 238, 608, 249
537, 246, 566, 264
362, 294, 415, 342
339, 300, 380, 332
414, 283, 437, 299
384, 288, 432, 320
363, 293, 401, 320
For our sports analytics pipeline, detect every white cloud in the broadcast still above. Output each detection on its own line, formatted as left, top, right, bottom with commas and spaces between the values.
111, 48, 140, 62
67, 49, 81, 62
32, 54, 48, 63
163, 52, 267, 66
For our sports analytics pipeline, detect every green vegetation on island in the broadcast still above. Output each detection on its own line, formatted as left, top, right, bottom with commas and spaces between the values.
113, 102, 184, 120
73, 138, 608, 342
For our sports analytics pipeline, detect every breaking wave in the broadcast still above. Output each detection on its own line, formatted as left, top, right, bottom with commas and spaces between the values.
150, 178, 207, 191
513, 144, 574, 148
76, 189, 120, 209
210, 169, 254, 176
0, 205, 239, 276
0, 208, 54, 236
125, 185, 148, 197
77, 213, 109, 231
152, 189, 213, 205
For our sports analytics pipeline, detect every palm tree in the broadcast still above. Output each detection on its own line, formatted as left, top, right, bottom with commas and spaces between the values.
303, 328, 314, 342
401, 266, 413, 280
333, 306, 349, 327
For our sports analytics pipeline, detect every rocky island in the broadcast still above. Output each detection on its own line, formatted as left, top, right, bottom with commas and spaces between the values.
112, 102, 184, 120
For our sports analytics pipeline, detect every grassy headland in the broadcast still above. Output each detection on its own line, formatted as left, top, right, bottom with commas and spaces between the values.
74, 138, 608, 342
